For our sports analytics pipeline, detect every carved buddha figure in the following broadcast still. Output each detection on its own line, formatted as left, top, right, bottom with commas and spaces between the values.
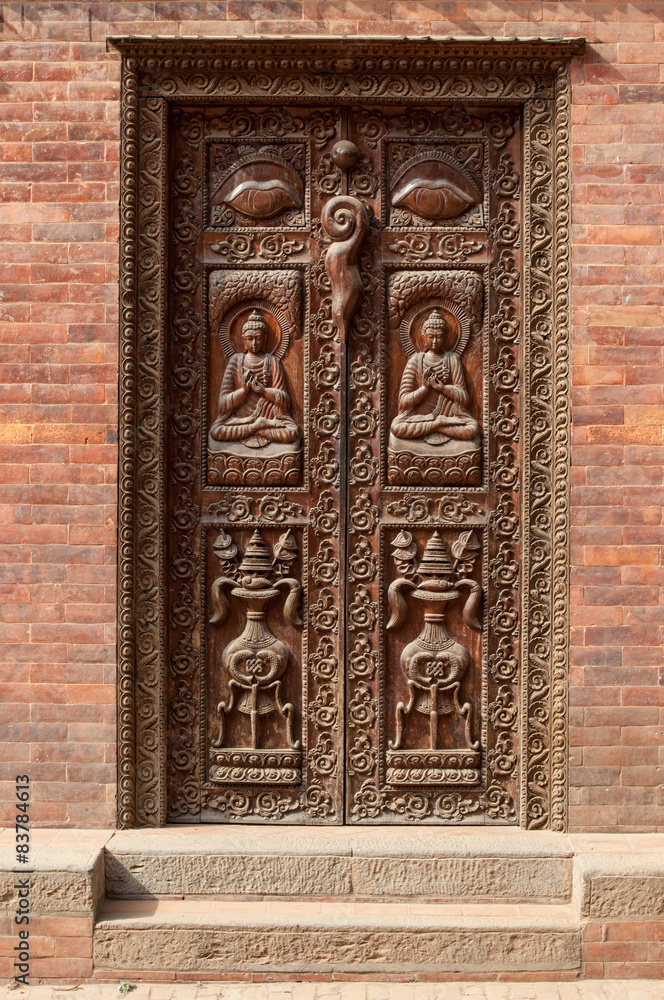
389, 310, 480, 459
209, 311, 301, 457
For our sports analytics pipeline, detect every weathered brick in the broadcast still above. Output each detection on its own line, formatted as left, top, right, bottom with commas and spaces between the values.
0, 1, 659, 891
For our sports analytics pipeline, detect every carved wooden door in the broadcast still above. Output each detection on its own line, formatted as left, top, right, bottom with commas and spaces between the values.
167, 103, 522, 825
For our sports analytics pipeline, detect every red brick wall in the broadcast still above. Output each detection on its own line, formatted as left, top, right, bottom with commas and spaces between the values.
583, 919, 664, 980
0, 1, 662, 830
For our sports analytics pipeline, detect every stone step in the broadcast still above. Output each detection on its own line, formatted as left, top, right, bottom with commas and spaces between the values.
104, 827, 574, 903
93, 899, 582, 976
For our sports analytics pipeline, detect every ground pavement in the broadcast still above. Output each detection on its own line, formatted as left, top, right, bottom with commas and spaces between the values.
2, 983, 664, 1000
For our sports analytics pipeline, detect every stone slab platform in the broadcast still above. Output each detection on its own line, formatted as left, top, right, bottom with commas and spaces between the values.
93, 900, 582, 975
3, 830, 664, 982
104, 827, 574, 902
574, 852, 664, 918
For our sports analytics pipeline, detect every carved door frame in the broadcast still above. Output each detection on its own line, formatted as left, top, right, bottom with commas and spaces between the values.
114, 36, 584, 830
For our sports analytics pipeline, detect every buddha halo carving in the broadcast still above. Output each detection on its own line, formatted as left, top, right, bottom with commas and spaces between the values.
388, 269, 484, 339
208, 271, 302, 486
386, 531, 482, 788
208, 529, 302, 785
388, 304, 481, 487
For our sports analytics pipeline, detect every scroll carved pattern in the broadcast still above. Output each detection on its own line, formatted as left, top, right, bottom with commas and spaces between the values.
345, 215, 382, 811
115, 42, 583, 103
550, 68, 573, 832
167, 110, 204, 820
117, 61, 141, 830
523, 76, 571, 832
480, 107, 525, 824
305, 186, 346, 819
305, 116, 346, 822
205, 494, 306, 523
118, 95, 169, 828
388, 233, 484, 262
206, 107, 339, 149
209, 234, 306, 263
384, 494, 485, 525
355, 108, 481, 148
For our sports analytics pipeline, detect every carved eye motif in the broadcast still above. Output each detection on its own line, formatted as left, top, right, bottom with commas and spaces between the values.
213, 157, 303, 221
391, 154, 481, 221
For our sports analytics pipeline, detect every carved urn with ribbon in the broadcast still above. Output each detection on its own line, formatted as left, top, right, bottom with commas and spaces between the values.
208, 529, 302, 784
386, 530, 482, 787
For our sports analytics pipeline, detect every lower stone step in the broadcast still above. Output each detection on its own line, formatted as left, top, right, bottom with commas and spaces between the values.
93, 900, 582, 976
104, 827, 573, 903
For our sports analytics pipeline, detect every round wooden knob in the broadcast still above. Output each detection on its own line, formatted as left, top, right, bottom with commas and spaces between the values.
331, 140, 359, 169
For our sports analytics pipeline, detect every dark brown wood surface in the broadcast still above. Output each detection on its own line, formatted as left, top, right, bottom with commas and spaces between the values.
165, 102, 523, 824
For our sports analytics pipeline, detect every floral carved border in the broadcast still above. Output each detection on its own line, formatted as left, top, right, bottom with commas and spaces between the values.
118, 74, 168, 827
115, 39, 582, 830
110, 37, 584, 103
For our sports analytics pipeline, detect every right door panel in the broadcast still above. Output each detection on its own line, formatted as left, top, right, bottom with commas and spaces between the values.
345, 105, 522, 824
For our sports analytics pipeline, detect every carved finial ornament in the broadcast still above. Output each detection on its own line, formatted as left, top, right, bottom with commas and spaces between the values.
321, 195, 369, 343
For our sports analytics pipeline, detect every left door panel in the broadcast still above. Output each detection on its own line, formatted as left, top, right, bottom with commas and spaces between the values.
166, 105, 344, 823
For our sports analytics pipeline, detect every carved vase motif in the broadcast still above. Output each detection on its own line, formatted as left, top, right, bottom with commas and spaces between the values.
209, 530, 302, 784
386, 531, 481, 786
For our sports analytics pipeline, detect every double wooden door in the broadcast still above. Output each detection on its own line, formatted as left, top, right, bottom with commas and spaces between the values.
166, 102, 523, 824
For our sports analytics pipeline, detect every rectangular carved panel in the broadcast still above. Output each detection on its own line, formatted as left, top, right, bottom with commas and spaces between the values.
344, 106, 522, 823
166, 105, 346, 823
